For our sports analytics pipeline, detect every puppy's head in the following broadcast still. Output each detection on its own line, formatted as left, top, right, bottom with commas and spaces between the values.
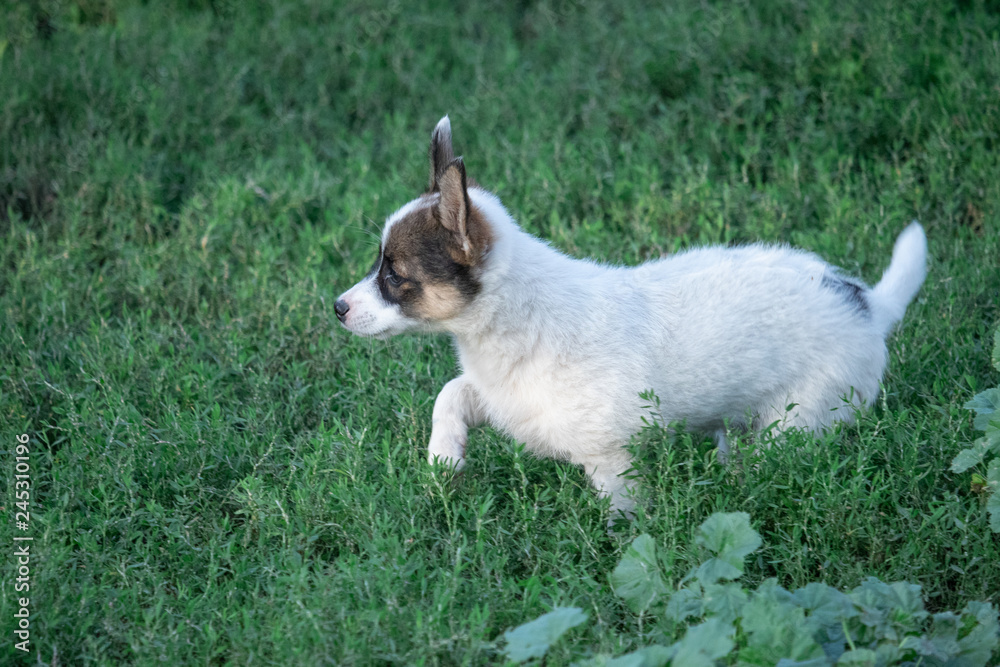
335, 117, 492, 338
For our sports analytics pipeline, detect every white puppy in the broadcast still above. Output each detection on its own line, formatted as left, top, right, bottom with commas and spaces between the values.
336, 116, 927, 516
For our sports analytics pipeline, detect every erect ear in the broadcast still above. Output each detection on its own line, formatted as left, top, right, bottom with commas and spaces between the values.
428, 115, 454, 192
437, 158, 472, 254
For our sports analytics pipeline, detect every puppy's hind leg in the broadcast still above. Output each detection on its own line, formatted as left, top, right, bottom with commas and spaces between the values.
715, 419, 752, 464
428, 375, 485, 472
582, 454, 636, 522
714, 429, 731, 465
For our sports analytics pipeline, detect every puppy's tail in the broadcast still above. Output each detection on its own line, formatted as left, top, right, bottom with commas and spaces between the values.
870, 221, 927, 336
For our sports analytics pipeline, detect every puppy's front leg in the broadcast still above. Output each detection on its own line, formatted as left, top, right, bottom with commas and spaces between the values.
428, 375, 485, 471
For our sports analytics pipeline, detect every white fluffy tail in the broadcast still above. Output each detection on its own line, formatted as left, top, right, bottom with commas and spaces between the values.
870, 221, 927, 336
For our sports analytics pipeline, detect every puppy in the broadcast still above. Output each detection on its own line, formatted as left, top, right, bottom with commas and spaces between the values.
335, 116, 927, 517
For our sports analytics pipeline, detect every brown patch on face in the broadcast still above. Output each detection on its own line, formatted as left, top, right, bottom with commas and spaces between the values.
378, 193, 492, 323
413, 282, 466, 320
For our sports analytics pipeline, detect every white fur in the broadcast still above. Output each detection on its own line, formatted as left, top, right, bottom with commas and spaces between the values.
341, 184, 927, 517
336, 273, 408, 339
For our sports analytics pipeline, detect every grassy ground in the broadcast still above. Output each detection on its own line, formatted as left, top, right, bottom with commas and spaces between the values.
2, 0, 999, 664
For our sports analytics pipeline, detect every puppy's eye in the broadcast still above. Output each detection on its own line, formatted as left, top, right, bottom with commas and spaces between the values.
386, 269, 404, 287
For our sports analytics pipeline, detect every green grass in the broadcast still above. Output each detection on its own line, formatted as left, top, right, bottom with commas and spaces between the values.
2, 0, 999, 664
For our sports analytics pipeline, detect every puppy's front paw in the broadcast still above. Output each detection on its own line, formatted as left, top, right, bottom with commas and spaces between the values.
428, 452, 466, 472
427, 432, 466, 472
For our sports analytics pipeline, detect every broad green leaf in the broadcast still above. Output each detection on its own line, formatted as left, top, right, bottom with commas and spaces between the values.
954, 601, 1000, 667
988, 493, 1000, 533
570, 645, 675, 667
664, 587, 704, 623
629, 645, 675, 667
791, 582, 857, 651
926, 611, 962, 657
747, 578, 797, 606
502, 607, 588, 662
836, 649, 877, 666
702, 582, 748, 625
885, 578, 929, 622
898, 636, 949, 659
775, 659, 829, 667
988, 426, 1000, 452
611, 534, 669, 613
792, 582, 858, 630
951, 440, 989, 473
988, 459, 1000, 534
988, 457, 1000, 485
695, 511, 762, 562
692, 512, 762, 586
849, 578, 926, 641
965, 388, 1000, 432
876, 644, 905, 663
670, 618, 734, 667
692, 557, 742, 587
571, 657, 632, 667
899, 630, 957, 660
740, 580, 825, 664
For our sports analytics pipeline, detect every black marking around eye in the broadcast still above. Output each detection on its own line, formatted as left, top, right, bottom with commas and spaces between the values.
377, 256, 417, 306
821, 273, 870, 317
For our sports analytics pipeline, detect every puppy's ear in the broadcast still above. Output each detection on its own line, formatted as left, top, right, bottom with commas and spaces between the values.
428, 115, 454, 192
437, 158, 473, 256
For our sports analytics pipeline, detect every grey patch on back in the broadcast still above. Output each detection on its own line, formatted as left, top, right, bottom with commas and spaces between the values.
821, 272, 870, 317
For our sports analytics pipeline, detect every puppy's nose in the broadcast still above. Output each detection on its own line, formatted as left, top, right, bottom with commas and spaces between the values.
334, 299, 350, 322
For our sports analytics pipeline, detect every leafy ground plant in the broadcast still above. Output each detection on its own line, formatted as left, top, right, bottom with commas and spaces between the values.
951, 328, 1000, 532
503, 513, 999, 666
